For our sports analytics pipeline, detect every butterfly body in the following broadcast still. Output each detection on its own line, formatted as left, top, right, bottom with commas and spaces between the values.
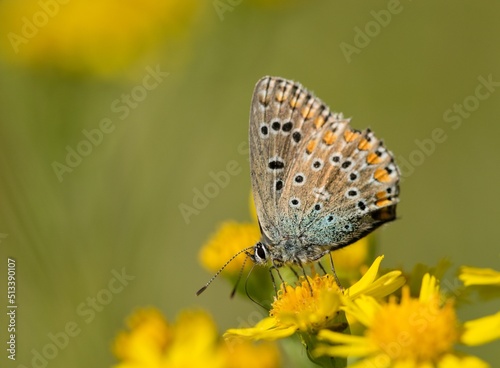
249, 76, 400, 269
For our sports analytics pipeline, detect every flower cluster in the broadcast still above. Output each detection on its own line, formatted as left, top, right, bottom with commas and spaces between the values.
112, 308, 280, 368
113, 197, 500, 368
198, 199, 500, 367
315, 273, 500, 367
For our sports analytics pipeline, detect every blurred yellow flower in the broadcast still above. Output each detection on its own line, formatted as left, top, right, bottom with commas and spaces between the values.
315, 274, 498, 368
198, 194, 259, 277
0, 0, 201, 76
199, 221, 260, 275
331, 237, 370, 272
113, 307, 281, 368
459, 265, 500, 286
113, 308, 223, 368
224, 256, 405, 341
222, 339, 281, 368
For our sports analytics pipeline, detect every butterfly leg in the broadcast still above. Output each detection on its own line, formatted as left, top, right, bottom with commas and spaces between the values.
288, 266, 300, 280
274, 265, 287, 294
268, 266, 278, 296
317, 261, 327, 275
296, 259, 313, 296
270, 265, 287, 295
329, 252, 344, 291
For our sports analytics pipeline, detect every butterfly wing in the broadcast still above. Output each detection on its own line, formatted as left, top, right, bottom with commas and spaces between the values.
249, 76, 399, 252
249, 77, 306, 242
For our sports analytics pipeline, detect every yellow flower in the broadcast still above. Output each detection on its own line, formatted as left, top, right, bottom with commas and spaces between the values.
224, 256, 405, 341
459, 266, 500, 286
222, 339, 281, 368
315, 274, 498, 367
0, 0, 201, 76
199, 193, 259, 277
113, 307, 281, 368
199, 221, 259, 275
113, 308, 224, 368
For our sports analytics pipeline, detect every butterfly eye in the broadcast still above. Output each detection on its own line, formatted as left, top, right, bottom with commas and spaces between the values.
255, 243, 267, 261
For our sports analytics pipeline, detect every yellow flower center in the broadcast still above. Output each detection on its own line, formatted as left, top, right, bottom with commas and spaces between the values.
270, 274, 342, 331
367, 289, 459, 363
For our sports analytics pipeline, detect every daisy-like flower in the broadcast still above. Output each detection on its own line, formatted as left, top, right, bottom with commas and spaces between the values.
113, 307, 280, 368
315, 273, 499, 368
224, 256, 405, 341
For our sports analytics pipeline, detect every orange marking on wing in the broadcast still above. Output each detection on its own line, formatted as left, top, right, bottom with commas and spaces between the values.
376, 198, 392, 207
322, 131, 336, 145
367, 152, 382, 164
289, 97, 299, 108
314, 116, 325, 129
275, 91, 286, 102
358, 138, 371, 151
301, 107, 309, 118
376, 191, 386, 199
306, 140, 317, 154
344, 130, 360, 143
301, 107, 315, 119
374, 168, 391, 183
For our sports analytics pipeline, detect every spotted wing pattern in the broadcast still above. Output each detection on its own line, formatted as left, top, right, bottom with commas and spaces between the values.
249, 76, 399, 251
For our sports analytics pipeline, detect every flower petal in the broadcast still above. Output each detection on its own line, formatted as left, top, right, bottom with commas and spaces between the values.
461, 311, 500, 346
419, 273, 439, 303
342, 295, 381, 327
437, 353, 489, 368
459, 266, 500, 286
315, 343, 378, 358
348, 255, 384, 297
316, 330, 378, 358
224, 317, 297, 341
318, 329, 368, 345
359, 271, 406, 299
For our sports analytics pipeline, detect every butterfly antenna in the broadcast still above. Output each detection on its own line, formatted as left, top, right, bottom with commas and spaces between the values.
230, 254, 249, 298
196, 246, 254, 296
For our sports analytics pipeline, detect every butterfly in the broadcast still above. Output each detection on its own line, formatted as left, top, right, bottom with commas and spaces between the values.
249, 76, 399, 268
197, 76, 399, 295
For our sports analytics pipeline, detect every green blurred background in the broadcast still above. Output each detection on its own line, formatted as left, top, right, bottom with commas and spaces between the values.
0, 0, 499, 366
